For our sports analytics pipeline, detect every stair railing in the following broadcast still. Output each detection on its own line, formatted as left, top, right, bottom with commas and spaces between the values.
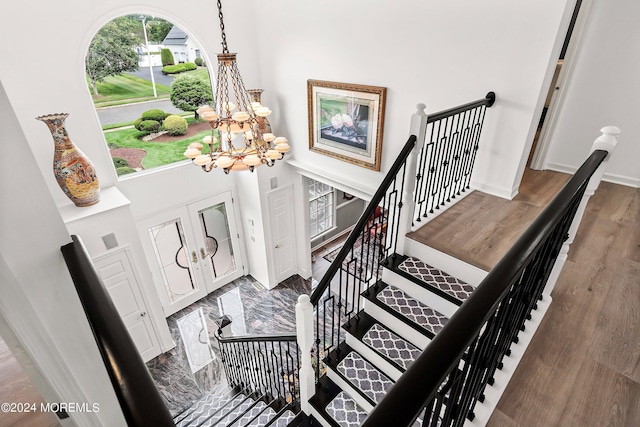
297, 93, 497, 415
215, 332, 301, 407
61, 236, 174, 426
362, 126, 620, 427
413, 92, 495, 225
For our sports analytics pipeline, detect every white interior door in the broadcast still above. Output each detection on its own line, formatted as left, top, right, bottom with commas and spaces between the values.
268, 186, 297, 284
93, 249, 161, 362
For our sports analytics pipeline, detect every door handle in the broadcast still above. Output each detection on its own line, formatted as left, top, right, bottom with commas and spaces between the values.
275, 244, 281, 249
200, 248, 206, 259
192, 251, 198, 263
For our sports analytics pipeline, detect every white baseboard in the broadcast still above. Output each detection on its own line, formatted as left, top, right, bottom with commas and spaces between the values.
545, 162, 640, 188
410, 189, 475, 231
470, 181, 518, 200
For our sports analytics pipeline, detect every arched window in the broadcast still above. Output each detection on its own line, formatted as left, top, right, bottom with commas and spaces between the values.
86, 15, 213, 178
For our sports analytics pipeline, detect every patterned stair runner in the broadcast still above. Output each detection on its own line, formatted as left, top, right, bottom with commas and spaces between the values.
326, 391, 368, 427
246, 406, 276, 427
398, 257, 475, 302
228, 400, 267, 427
198, 393, 248, 427
269, 409, 296, 427
209, 396, 256, 427
336, 351, 394, 405
376, 285, 449, 335
362, 323, 421, 371
174, 390, 241, 427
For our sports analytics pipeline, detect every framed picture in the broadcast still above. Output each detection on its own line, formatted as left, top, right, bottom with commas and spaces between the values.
307, 80, 386, 171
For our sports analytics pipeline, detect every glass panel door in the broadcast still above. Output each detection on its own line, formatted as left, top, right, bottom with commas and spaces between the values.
147, 218, 198, 303
138, 207, 207, 316
138, 192, 245, 317
190, 192, 244, 293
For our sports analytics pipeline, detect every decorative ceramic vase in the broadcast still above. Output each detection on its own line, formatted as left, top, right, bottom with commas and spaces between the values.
247, 89, 272, 134
36, 113, 100, 207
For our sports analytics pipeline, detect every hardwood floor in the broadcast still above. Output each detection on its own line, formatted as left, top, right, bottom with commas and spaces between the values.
408, 168, 571, 271
0, 336, 60, 427
410, 168, 640, 426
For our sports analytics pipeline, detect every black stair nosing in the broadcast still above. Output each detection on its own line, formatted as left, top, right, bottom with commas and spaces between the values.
279, 407, 315, 427
342, 311, 410, 374
308, 376, 353, 427
363, 281, 437, 340
384, 253, 465, 307
173, 385, 238, 424
323, 342, 392, 408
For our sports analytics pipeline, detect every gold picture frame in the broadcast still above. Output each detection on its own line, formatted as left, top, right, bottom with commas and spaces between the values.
307, 80, 386, 171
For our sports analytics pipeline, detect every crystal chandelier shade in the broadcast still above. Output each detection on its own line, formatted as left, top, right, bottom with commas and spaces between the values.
184, 1, 290, 173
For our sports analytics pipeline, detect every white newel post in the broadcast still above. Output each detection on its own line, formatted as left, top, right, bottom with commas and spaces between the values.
543, 126, 620, 295
397, 104, 428, 255
296, 294, 315, 414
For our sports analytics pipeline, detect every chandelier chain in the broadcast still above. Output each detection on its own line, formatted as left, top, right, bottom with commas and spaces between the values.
217, 0, 229, 54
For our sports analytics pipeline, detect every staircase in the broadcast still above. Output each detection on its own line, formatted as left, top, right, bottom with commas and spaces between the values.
172, 249, 487, 427
172, 384, 301, 427
308, 251, 484, 427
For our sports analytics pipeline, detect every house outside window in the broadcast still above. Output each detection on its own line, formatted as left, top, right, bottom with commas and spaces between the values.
308, 178, 335, 238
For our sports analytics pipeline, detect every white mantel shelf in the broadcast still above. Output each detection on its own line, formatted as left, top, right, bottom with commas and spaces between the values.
59, 186, 131, 224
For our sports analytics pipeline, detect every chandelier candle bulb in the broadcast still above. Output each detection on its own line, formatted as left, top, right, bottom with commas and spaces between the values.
232, 111, 250, 122
242, 154, 262, 167
273, 137, 288, 145
189, 142, 204, 150
201, 111, 218, 122
215, 156, 235, 169
276, 143, 291, 153
222, 101, 236, 113
266, 149, 281, 160
263, 133, 276, 142
255, 107, 272, 117
194, 154, 212, 166
184, 147, 201, 158
197, 105, 214, 115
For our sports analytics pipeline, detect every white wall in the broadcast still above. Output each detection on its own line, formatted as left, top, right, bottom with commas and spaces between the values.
544, 0, 640, 187
0, 83, 126, 426
252, 0, 574, 199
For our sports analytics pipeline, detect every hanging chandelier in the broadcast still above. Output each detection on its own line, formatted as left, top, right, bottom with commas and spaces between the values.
183, 0, 290, 173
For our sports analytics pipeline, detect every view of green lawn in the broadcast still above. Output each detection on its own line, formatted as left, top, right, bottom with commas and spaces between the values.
97, 67, 215, 174
185, 67, 212, 90
90, 74, 171, 107
105, 126, 211, 170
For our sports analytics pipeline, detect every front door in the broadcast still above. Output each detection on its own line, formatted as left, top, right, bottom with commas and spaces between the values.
189, 192, 244, 293
139, 192, 244, 316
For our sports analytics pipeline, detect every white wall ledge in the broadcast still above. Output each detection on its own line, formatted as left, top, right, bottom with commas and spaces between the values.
59, 186, 131, 224
287, 159, 376, 201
